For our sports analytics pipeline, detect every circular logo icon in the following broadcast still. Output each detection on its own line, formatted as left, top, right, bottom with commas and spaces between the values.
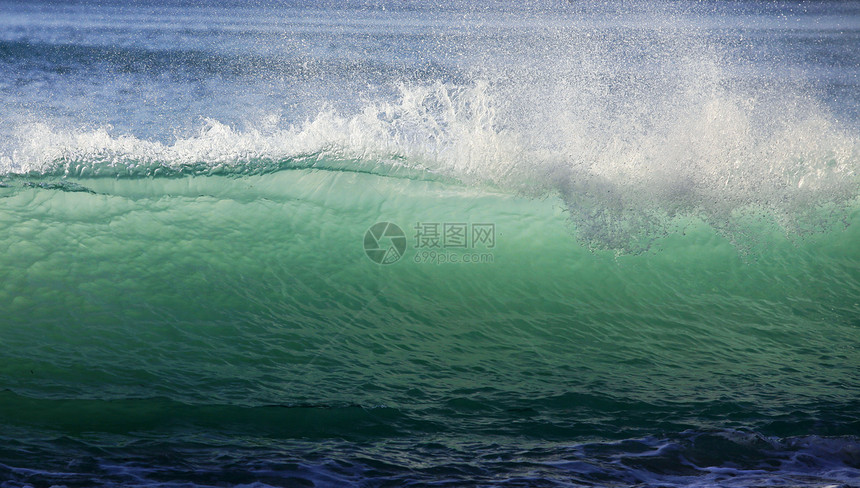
364, 222, 407, 264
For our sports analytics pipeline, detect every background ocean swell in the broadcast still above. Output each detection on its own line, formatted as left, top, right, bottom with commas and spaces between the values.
0, 0, 859, 486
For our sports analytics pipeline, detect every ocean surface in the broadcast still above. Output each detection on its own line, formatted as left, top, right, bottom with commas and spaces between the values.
1, 1, 859, 486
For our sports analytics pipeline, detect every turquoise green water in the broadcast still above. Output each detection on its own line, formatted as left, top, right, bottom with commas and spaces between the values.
2, 168, 857, 409
1, 164, 859, 486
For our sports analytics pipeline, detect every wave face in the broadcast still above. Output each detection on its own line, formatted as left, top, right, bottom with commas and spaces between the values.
1, 0, 859, 486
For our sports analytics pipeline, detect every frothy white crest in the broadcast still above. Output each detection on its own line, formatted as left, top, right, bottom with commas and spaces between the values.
1, 51, 857, 251
0, 81, 516, 180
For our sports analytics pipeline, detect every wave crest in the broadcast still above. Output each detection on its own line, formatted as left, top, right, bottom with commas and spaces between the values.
2, 74, 858, 251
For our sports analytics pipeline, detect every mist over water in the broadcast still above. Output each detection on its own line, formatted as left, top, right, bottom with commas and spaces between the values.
0, 1, 858, 486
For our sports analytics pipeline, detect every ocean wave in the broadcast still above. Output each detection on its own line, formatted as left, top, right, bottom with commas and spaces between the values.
2, 76, 857, 251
